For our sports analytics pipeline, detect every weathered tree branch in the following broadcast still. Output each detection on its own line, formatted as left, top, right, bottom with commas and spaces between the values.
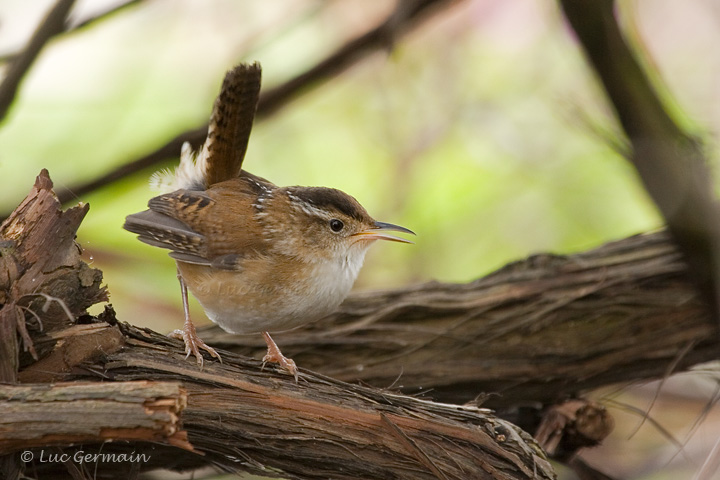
2, 170, 554, 480
84, 325, 553, 480
0, 381, 192, 453
12, 318, 555, 480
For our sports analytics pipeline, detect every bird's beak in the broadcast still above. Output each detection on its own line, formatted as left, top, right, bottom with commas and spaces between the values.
352, 221, 415, 244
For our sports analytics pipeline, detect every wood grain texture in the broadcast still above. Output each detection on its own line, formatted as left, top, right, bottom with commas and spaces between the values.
88, 329, 555, 480
0, 381, 191, 453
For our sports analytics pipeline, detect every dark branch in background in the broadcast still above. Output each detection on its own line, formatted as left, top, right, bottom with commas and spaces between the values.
0, 0, 75, 124
50, 125, 209, 203
48, 0, 458, 207
0, 0, 141, 63
256, 0, 455, 118
67, 0, 141, 31
560, 0, 720, 317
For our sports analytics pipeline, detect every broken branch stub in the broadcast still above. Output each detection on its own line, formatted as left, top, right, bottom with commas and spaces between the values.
0, 169, 108, 382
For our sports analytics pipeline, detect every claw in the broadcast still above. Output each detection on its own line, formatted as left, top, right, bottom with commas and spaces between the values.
169, 326, 221, 367
262, 332, 298, 381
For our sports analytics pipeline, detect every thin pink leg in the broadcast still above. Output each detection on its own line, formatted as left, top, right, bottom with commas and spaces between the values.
169, 270, 222, 367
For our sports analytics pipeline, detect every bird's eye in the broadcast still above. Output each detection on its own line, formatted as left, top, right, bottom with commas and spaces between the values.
329, 219, 344, 232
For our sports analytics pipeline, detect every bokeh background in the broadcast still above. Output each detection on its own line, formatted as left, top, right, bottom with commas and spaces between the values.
1, 1, 720, 479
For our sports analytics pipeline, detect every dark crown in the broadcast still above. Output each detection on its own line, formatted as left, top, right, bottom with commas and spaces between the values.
288, 187, 371, 222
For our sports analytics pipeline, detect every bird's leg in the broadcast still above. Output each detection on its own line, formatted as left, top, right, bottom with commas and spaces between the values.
261, 331, 298, 381
169, 270, 222, 366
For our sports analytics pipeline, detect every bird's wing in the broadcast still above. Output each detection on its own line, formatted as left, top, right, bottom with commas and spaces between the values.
123, 207, 210, 265
124, 175, 272, 269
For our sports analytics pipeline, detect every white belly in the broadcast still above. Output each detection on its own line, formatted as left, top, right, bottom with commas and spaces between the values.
179, 250, 367, 334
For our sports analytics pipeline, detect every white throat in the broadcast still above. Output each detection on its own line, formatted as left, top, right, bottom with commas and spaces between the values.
309, 245, 370, 307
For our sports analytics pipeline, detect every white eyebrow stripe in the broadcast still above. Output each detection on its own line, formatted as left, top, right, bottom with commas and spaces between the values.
287, 192, 331, 219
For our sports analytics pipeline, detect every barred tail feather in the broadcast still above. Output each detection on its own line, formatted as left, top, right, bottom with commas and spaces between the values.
148, 62, 261, 193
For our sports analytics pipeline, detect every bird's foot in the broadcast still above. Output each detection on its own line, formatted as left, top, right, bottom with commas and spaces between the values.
169, 324, 222, 367
261, 332, 298, 381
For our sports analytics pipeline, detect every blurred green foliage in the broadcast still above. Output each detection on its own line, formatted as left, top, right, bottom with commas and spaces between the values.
0, 1, 714, 323
1, 0, 695, 332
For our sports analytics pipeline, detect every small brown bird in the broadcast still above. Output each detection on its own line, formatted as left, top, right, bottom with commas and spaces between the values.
123, 63, 413, 378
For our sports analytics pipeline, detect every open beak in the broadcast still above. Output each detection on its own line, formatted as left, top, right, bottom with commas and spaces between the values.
352, 221, 415, 244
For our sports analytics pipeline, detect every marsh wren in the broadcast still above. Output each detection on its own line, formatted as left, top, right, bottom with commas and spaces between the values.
123, 63, 413, 378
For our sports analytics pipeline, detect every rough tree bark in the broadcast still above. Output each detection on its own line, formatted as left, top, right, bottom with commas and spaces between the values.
0, 381, 192, 453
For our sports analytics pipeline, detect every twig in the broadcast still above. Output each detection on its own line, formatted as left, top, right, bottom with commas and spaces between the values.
47, 0, 458, 207
695, 435, 720, 480
603, 399, 687, 458
23, 292, 82, 324
0, 1, 142, 64
0, 0, 76, 123
68, 0, 141, 31
628, 339, 696, 437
